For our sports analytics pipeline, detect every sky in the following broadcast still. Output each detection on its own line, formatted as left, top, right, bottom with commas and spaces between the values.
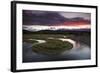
23, 10, 91, 31
59, 12, 90, 20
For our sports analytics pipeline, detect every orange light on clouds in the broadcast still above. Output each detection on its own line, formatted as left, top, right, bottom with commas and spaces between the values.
63, 24, 91, 29
55, 24, 91, 29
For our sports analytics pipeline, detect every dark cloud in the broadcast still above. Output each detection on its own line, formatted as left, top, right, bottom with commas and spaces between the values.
23, 10, 90, 25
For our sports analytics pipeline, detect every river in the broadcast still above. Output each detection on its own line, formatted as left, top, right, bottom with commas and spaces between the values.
23, 38, 91, 63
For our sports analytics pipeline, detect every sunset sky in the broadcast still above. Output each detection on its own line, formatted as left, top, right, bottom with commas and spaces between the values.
23, 10, 91, 31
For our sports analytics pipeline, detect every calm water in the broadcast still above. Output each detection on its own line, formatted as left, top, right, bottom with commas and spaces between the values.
23, 39, 91, 63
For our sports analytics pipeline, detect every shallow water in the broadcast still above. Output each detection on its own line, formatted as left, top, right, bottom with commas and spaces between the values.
23, 38, 91, 63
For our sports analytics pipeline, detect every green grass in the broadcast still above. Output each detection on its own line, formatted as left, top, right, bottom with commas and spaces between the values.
32, 39, 73, 55
23, 33, 90, 55
23, 34, 72, 40
23, 34, 73, 55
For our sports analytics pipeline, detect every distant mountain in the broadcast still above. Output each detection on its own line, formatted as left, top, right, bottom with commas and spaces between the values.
23, 24, 90, 32
23, 29, 90, 35
23, 24, 90, 34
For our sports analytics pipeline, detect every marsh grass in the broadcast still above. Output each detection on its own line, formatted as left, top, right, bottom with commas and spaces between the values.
32, 39, 73, 55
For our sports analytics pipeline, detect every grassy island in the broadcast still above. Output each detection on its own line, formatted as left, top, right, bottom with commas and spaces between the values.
32, 39, 73, 55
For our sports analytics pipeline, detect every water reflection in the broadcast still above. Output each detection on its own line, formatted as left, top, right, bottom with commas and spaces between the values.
23, 38, 90, 63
